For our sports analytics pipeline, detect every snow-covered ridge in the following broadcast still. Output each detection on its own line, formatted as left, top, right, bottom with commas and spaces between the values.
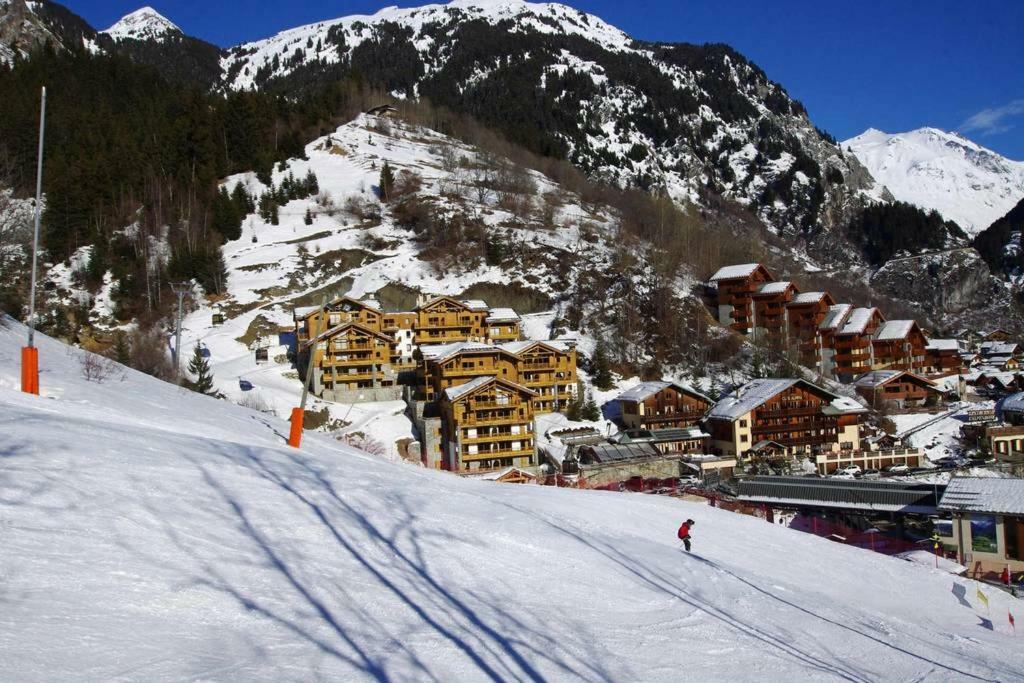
844, 126, 1024, 235
101, 6, 179, 42
222, 0, 632, 91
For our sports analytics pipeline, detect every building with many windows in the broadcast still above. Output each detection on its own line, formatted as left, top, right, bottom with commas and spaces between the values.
439, 376, 538, 471
615, 381, 711, 430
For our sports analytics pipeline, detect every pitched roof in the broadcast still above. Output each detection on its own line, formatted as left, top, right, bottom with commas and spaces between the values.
499, 340, 573, 356
300, 321, 393, 349
615, 380, 711, 404
486, 308, 520, 322
853, 370, 936, 389
754, 281, 796, 296
837, 307, 881, 336
819, 304, 852, 331
462, 299, 489, 311
1001, 392, 1024, 414
874, 320, 917, 341
709, 263, 765, 282
417, 295, 488, 312
709, 378, 864, 421
581, 441, 661, 463
442, 375, 536, 402
789, 291, 830, 306
939, 477, 1024, 516
419, 341, 497, 362
925, 338, 961, 352
980, 341, 1019, 356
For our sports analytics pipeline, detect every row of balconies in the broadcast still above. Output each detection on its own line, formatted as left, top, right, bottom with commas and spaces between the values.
460, 445, 535, 460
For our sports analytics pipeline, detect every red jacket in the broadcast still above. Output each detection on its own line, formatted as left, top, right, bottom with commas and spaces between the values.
677, 523, 691, 540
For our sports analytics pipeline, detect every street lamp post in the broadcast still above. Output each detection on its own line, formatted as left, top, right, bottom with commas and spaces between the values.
21, 87, 46, 395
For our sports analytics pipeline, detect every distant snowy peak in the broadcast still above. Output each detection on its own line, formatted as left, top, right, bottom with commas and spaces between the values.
102, 7, 179, 42
844, 127, 1024, 235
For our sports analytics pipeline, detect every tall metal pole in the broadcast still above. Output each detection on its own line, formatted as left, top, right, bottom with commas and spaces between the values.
27, 86, 46, 348
170, 282, 189, 383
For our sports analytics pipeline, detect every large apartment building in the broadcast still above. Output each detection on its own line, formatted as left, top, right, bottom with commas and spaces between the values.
708, 263, 957, 382
615, 381, 712, 430
439, 376, 538, 471
705, 378, 865, 457
299, 322, 399, 398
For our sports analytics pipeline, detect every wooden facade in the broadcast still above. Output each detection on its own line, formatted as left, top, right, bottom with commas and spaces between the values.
617, 381, 712, 430
751, 281, 798, 344
785, 292, 836, 367
709, 263, 774, 336
440, 377, 538, 471
854, 370, 942, 409
300, 322, 398, 392
870, 320, 928, 373
832, 307, 885, 381
707, 379, 862, 457
414, 296, 490, 344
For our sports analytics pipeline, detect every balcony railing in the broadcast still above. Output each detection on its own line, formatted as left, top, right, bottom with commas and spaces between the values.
461, 446, 534, 460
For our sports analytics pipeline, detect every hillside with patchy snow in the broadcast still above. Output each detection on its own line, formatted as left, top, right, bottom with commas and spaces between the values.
2, 317, 1023, 681
845, 127, 1024, 236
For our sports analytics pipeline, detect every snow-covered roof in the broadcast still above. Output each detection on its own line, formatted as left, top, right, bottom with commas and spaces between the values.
498, 340, 572, 355
462, 299, 489, 311
486, 308, 520, 323
939, 477, 1024, 515
709, 263, 763, 282
819, 304, 852, 331
980, 341, 1019, 356
709, 379, 863, 421
443, 376, 535, 402
1001, 392, 1024, 414
300, 321, 391, 349
874, 320, 916, 341
615, 380, 711, 404
294, 305, 319, 319
755, 281, 795, 296
853, 370, 935, 389
790, 291, 828, 305
419, 341, 496, 362
837, 307, 879, 335
925, 338, 960, 352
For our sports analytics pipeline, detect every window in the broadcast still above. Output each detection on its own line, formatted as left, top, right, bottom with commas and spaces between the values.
739, 420, 747, 428
740, 434, 748, 443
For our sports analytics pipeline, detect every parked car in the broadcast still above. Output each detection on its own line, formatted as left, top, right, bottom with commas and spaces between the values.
861, 468, 881, 479
883, 463, 910, 475
830, 471, 857, 480
837, 464, 862, 476
677, 475, 702, 488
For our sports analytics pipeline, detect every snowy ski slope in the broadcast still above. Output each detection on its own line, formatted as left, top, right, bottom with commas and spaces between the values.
1, 319, 1023, 681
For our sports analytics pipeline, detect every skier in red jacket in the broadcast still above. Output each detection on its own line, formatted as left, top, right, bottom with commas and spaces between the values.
678, 519, 695, 552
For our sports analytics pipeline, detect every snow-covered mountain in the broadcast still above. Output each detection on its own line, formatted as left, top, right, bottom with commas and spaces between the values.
101, 6, 179, 42
845, 127, 1024, 236
2, 316, 1023, 680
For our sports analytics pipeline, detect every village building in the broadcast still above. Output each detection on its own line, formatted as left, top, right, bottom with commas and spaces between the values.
439, 376, 538, 472
414, 295, 492, 345
869, 320, 929, 373
1000, 392, 1024, 425
615, 380, 712, 430
615, 426, 709, 454
706, 378, 865, 458
923, 338, 964, 375
785, 291, 836, 366
814, 303, 853, 378
978, 341, 1021, 370
832, 307, 886, 381
939, 477, 1024, 577
485, 308, 522, 342
982, 329, 1013, 343
296, 319, 404, 402
708, 263, 774, 336
853, 370, 944, 409
750, 280, 798, 344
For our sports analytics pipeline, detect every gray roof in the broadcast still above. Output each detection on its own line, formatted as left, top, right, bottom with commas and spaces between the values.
853, 370, 935, 389
581, 441, 661, 464
739, 476, 941, 513
925, 338, 960, 352
980, 341, 1019, 356
709, 378, 863, 421
1001, 392, 1024, 414
938, 477, 1024, 515
709, 263, 763, 282
616, 380, 711, 404
650, 427, 709, 441
819, 304, 852, 331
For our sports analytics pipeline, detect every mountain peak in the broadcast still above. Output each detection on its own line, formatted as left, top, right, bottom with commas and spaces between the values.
845, 127, 1024, 235
102, 6, 179, 42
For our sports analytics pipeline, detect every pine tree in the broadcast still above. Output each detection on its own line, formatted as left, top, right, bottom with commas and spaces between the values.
592, 341, 613, 390
187, 343, 215, 395
581, 391, 600, 421
304, 207, 313, 225
269, 202, 280, 225
379, 161, 395, 202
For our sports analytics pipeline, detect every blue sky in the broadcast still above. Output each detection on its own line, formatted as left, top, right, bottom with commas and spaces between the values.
66, 0, 1024, 159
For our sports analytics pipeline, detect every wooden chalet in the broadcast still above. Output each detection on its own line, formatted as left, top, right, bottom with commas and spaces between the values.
485, 308, 522, 343
853, 370, 943, 409
706, 378, 865, 457
708, 263, 774, 336
785, 291, 836, 365
870, 320, 928, 373
923, 338, 963, 375
294, 296, 384, 346
439, 376, 538, 471
414, 296, 490, 344
299, 322, 398, 396
831, 307, 885, 381
501, 340, 578, 412
750, 280, 798, 344
615, 380, 712, 430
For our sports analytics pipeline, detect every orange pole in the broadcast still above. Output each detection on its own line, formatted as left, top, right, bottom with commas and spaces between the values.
288, 407, 304, 448
21, 346, 39, 395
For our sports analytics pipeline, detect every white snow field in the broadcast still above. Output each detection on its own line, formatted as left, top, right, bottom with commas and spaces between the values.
1, 320, 1023, 682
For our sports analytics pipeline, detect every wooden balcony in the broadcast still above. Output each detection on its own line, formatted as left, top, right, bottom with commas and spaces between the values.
461, 446, 535, 461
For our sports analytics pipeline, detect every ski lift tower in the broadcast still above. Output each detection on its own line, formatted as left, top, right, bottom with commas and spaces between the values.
21, 87, 46, 395
170, 281, 190, 383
